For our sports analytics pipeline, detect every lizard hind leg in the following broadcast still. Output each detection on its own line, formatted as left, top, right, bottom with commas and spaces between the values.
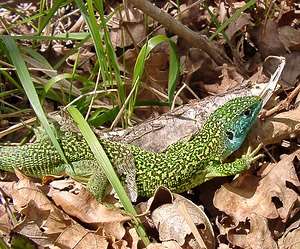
65, 160, 108, 201
87, 167, 109, 201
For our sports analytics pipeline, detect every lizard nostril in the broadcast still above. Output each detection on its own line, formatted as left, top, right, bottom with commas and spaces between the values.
226, 131, 234, 140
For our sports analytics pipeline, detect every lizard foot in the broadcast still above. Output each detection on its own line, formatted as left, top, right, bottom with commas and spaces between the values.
242, 143, 264, 165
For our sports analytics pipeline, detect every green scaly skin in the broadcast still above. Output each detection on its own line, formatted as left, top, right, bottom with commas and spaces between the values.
0, 96, 263, 200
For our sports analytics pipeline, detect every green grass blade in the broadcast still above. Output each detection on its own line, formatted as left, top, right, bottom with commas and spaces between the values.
1, 35, 69, 166
205, 6, 230, 45
3, 0, 72, 32
129, 35, 179, 118
0, 70, 25, 94
76, 0, 126, 125
0, 89, 20, 98
0, 234, 9, 249
89, 106, 119, 127
167, 39, 180, 105
21, 46, 52, 68
43, 73, 95, 94
67, 106, 150, 246
38, 0, 65, 35
6, 33, 89, 41
209, 0, 257, 41
93, 0, 126, 104
74, 0, 108, 86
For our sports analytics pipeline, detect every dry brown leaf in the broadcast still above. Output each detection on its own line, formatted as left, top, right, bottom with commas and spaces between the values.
278, 226, 300, 249
13, 200, 70, 246
1, 175, 114, 248
9, 171, 56, 212
185, 48, 220, 84
145, 52, 169, 91
66, 49, 95, 74
54, 224, 109, 249
139, 187, 215, 249
109, 4, 144, 47
0, 181, 15, 197
232, 1, 247, 8
184, 48, 223, 97
0, 204, 10, 233
225, 13, 253, 40
123, 227, 139, 249
263, 52, 300, 88
278, 210, 300, 249
224, 12, 257, 72
213, 150, 300, 243
0, 175, 73, 246
251, 20, 286, 58
250, 19, 300, 87
200, 64, 243, 94
214, 151, 300, 221
52, 188, 130, 240
0, 203, 11, 244
118, 47, 172, 117
216, 213, 277, 248
228, 213, 277, 248
251, 107, 300, 146
179, 2, 206, 31
121, 48, 172, 112
112, 239, 128, 249
118, 48, 138, 77
146, 241, 182, 249
278, 26, 300, 52
217, 2, 227, 24
48, 178, 78, 192
0, 173, 131, 248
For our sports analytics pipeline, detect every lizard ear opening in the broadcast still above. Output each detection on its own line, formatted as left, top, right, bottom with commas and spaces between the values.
226, 131, 234, 140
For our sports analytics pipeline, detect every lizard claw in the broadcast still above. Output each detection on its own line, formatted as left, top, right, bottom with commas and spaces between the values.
242, 143, 264, 165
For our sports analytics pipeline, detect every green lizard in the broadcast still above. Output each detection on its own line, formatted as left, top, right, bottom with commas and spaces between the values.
0, 96, 263, 201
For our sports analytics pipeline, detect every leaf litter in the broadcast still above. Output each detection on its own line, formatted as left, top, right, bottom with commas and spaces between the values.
214, 151, 300, 247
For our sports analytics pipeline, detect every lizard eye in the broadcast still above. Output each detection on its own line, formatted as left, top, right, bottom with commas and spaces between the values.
226, 131, 234, 140
243, 109, 251, 116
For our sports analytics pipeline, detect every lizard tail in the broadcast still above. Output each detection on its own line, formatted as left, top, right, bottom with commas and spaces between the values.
0, 142, 65, 178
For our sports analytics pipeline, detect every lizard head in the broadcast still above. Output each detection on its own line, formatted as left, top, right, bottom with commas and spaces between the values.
207, 95, 262, 158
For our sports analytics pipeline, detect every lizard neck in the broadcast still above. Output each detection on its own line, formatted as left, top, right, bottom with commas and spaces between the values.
178, 128, 226, 162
